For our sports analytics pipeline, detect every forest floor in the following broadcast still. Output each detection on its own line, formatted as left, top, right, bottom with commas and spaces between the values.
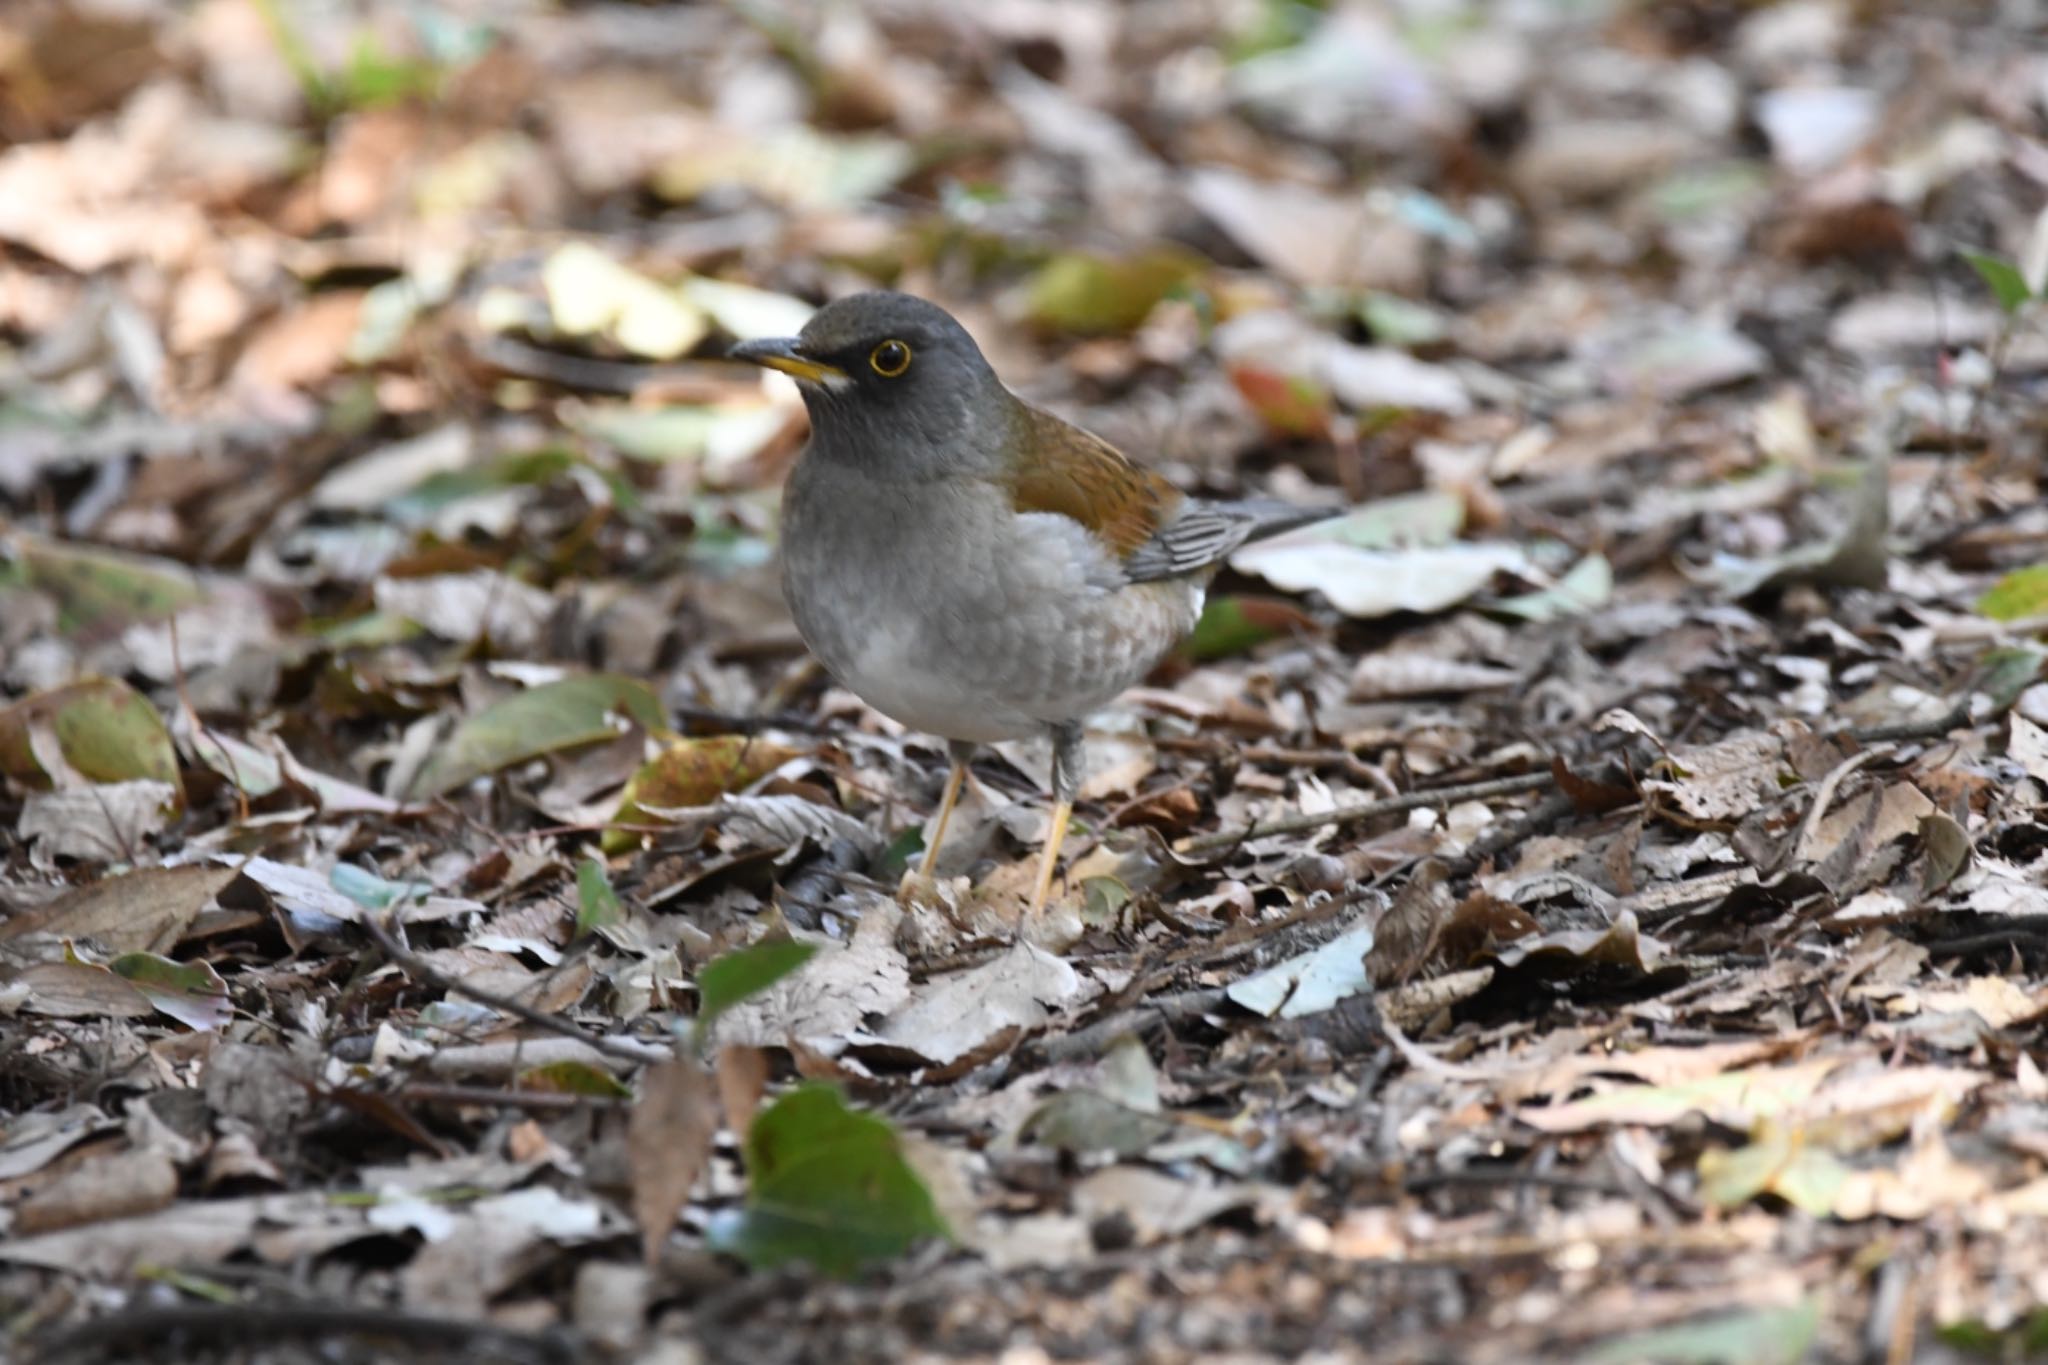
4, 1, 2048, 1361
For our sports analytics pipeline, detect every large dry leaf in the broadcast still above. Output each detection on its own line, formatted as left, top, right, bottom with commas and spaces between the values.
628, 1052, 718, 1265
873, 940, 1088, 1068
718, 900, 912, 1053
0, 864, 234, 953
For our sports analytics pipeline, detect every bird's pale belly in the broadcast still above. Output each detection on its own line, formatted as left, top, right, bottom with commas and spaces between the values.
788, 567, 1201, 744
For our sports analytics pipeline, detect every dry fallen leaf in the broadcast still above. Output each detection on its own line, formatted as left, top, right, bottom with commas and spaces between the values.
628, 1051, 719, 1266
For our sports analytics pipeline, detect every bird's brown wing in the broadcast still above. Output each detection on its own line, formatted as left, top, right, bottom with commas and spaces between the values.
1009, 404, 1335, 583
1007, 405, 1181, 561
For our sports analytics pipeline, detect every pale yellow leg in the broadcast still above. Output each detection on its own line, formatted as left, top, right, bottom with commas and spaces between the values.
917, 755, 969, 880
1026, 799, 1073, 919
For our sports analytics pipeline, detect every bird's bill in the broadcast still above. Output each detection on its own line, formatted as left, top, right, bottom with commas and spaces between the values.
728, 337, 847, 388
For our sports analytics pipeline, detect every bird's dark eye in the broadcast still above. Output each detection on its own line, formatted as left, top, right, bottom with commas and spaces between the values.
869, 339, 912, 377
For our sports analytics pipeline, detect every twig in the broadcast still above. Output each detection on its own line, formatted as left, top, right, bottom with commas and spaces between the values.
31, 1304, 579, 1365
1784, 744, 1888, 871
361, 912, 660, 1065
391, 1083, 630, 1111
1401, 1167, 1632, 1199
1844, 702, 1972, 746
1029, 987, 1230, 1063
1174, 771, 1554, 856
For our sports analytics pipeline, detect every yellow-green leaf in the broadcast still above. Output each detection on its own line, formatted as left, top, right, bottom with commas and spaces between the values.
0, 677, 184, 809
408, 674, 667, 799
604, 735, 800, 853
518, 1059, 632, 1098
8, 534, 206, 634
1976, 565, 2048, 622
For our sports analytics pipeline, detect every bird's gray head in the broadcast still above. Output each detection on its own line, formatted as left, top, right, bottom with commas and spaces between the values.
728, 291, 1013, 480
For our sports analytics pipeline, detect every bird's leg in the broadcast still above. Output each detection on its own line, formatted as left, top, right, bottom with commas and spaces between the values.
1026, 720, 1084, 919
917, 740, 976, 880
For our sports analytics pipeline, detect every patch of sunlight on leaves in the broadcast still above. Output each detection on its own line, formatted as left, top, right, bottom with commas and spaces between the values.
541, 242, 708, 360
408, 674, 667, 798
705, 1083, 948, 1276
1587, 1296, 1823, 1365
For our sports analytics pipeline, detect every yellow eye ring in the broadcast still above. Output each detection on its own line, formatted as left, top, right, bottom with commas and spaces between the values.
869, 339, 912, 377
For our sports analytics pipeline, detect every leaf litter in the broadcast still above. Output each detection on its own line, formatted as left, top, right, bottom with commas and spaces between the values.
4, 1, 2048, 1362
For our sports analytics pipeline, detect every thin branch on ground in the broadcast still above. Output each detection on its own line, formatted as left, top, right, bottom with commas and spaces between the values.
362, 912, 664, 1066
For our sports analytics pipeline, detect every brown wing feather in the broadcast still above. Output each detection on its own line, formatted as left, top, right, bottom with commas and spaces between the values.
1007, 406, 1181, 560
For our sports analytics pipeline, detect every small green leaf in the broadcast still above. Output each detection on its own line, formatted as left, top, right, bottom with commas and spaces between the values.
109, 953, 232, 1031
1181, 594, 1318, 660
1024, 248, 1202, 335
604, 735, 800, 853
1960, 246, 2033, 315
874, 825, 926, 883
9, 534, 206, 634
329, 863, 435, 912
1976, 565, 2048, 622
1490, 553, 1614, 623
707, 1083, 947, 1275
407, 674, 667, 798
695, 939, 817, 1033
576, 856, 624, 936
1586, 1294, 1824, 1365
517, 1059, 632, 1098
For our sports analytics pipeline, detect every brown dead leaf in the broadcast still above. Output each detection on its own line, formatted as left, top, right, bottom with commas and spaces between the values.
872, 940, 1089, 1071
13, 1147, 177, 1235
0, 863, 234, 953
718, 899, 912, 1053
628, 1051, 717, 1266
715, 1044, 769, 1138
1644, 730, 1791, 825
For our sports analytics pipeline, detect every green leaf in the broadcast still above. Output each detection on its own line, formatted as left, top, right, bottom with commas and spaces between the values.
1024, 248, 1202, 335
517, 1059, 632, 1098
695, 939, 817, 1033
1180, 594, 1319, 661
0, 677, 183, 809
604, 735, 800, 853
1586, 1294, 1823, 1365
407, 674, 667, 798
329, 864, 436, 912
1315, 490, 1465, 550
1960, 246, 2033, 315
1490, 553, 1614, 623
8, 535, 206, 635
576, 856, 624, 936
1976, 565, 2048, 621
708, 1084, 947, 1275
109, 953, 232, 1031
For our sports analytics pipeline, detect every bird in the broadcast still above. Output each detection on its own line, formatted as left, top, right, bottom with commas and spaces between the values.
731, 291, 1331, 922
